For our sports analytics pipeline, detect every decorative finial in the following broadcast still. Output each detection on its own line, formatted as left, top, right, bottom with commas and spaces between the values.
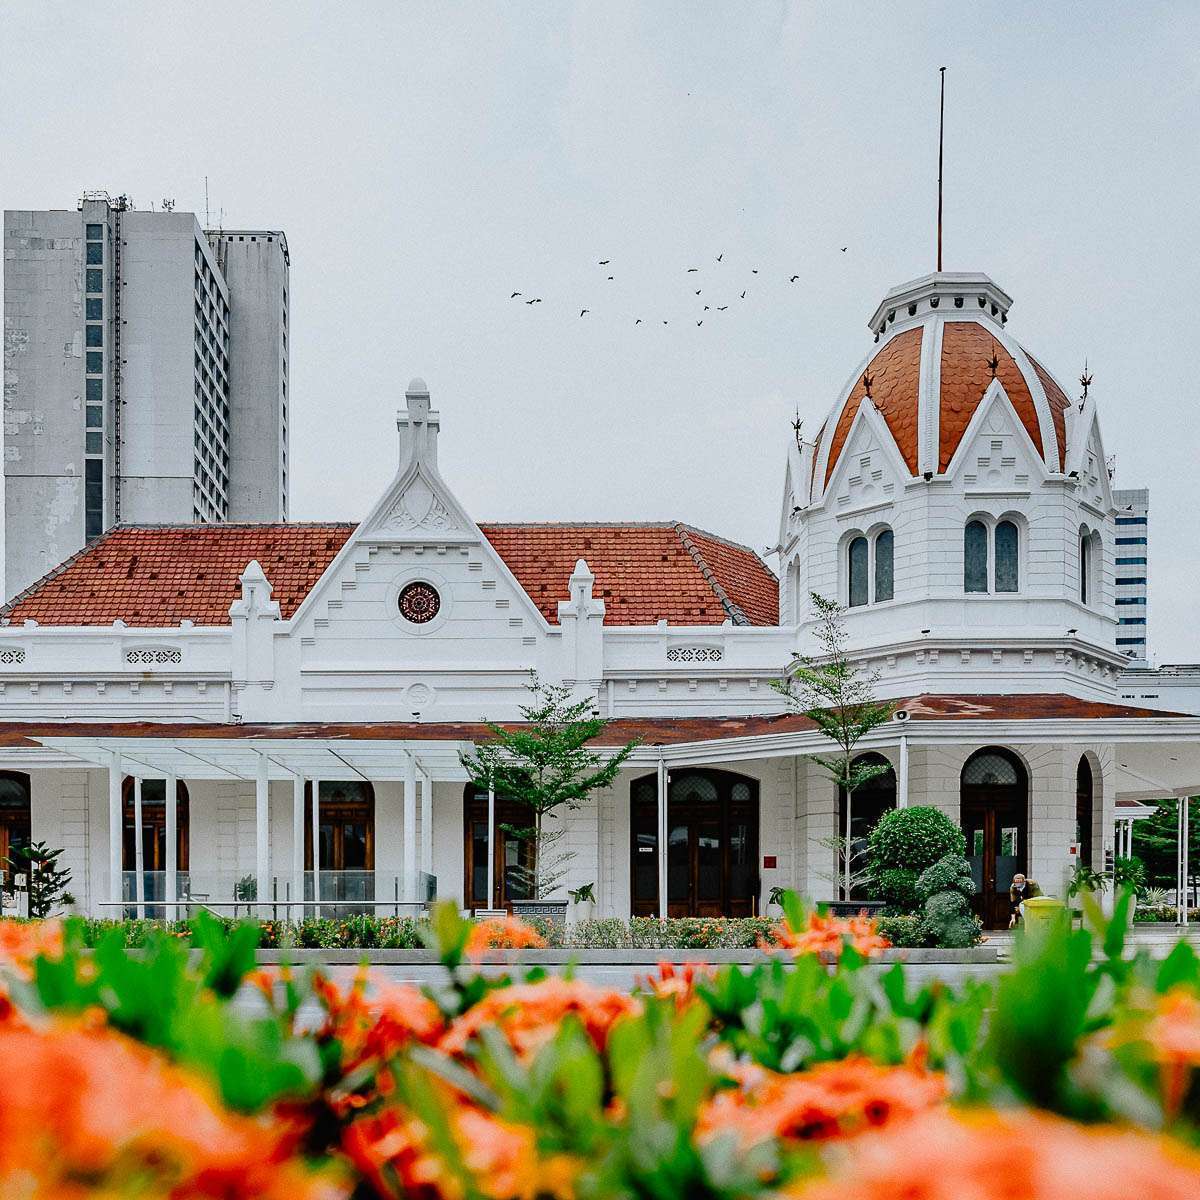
986, 342, 1000, 378
861, 370, 874, 400
790, 408, 804, 448
1079, 360, 1093, 408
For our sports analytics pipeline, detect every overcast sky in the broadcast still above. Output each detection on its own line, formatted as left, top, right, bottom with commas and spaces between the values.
3, 3, 1198, 658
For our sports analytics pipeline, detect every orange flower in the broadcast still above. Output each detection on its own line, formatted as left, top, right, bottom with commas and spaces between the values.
0, 917, 63, 977
639, 960, 714, 1007
764, 911, 891, 960
1113, 986, 1200, 1119
0, 1018, 345, 1199
698, 1056, 947, 1147
314, 968, 444, 1078
440, 976, 639, 1060
465, 915, 548, 957
784, 1107, 1200, 1199
343, 1099, 569, 1200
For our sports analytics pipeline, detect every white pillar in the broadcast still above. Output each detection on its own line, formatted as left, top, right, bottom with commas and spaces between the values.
897, 736, 910, 808
292, 776, 305, 918
133, 776, 145, 918
255, 754, 270, 912
486, 779, 496, 911
108, 753, 123, 909
657, 756, 669, 920
311, 778, 321, 911
164, 774, 178, 920
403, 752, 418, 903
1182, 796, 1190, 927
419, 767, 433, 880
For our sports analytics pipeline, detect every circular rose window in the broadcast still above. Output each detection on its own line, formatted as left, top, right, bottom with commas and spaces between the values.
398, 581, 441, 624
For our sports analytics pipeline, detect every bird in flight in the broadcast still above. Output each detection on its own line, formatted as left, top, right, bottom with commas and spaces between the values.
704, 305, 710, 311
740, 290, 746, 299
580, 309, 589, 317
694, 289, 701, 295
687, 267, 698, 273
840, 246, 848, 253
525, 298, 540, 305
751, 268, 758, 274
717, 305, 728, 311
510, 292, 522, 298
789, 275, 800, 283
607, 276, 614, 280
716, 253, 723, 262
662, 320, 669, 325
696, 320, 703, 326
599, 259, 610, 265
635, 319, 642, 325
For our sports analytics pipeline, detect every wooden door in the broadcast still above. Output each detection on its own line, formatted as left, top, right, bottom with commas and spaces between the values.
963, 793, 1027, 928
463, 791, 535, 913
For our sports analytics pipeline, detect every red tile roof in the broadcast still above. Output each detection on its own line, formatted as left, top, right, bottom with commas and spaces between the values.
479, 523, 778, 626
1023, 350, 1072, 470
0, 695, 1189, 750
825, 327, 923, 483
3, 521, 779, 629
939, 322, 1040, 471
2, 524, 356, 627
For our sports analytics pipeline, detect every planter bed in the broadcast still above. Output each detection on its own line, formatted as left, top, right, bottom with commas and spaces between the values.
254, 944, 999, 966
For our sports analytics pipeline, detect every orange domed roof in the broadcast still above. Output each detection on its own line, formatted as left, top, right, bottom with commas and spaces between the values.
815, 273, 1075, 495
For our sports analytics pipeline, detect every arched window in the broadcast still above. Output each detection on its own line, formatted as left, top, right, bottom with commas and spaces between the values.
874, 528, 894, 602
1075, 756, 1094, 869
964, 520, 989, 593
848, 536, 869, 607
995, 520, 1019, 592
964, 518, 1020, 594
1079, 532, 1091, 604
837, 753, 896, 900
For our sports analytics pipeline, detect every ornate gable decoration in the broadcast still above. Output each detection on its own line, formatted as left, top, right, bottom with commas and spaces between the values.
362, 380, 472, 541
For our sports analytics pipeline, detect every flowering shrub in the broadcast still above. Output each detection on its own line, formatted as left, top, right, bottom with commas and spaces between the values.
465, 914, 549, 956
1, 889, 1199, 1198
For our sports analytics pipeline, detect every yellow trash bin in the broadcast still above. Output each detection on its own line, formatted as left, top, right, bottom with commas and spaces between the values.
1021, 895, 1067, 931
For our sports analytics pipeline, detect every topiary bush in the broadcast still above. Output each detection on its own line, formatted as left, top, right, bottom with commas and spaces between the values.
868, 806, 965, 914
916, 853, 976, 903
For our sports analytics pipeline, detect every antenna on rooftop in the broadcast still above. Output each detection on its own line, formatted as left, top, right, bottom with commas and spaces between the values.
204, 176, 210, 226
936, 66, 946, 272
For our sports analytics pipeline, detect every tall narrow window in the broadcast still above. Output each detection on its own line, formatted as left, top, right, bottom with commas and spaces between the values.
964, 521, 988, 593
848, 536, 869, 607
995, 520, 1019, 592
874, 528, 894, 602
1080, 533, 1091, 604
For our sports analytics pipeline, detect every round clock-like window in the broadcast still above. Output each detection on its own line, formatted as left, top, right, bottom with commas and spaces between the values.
398, 580, 441, 624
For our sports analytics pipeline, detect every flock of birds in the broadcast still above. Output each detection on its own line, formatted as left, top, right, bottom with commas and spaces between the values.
507, 248, 848, 327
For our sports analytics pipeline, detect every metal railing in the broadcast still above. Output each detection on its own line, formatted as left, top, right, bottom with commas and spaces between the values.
113, 870, 437, 920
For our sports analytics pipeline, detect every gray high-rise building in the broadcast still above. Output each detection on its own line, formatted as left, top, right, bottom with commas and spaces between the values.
1112, 486, 1149, 664
3, 194, 289, 598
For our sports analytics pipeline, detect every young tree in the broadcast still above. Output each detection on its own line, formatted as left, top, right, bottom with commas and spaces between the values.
1132, 797, 1199, 891
6, 841, 73, 918
460, 675, 639, 901
772, 592, 897, 900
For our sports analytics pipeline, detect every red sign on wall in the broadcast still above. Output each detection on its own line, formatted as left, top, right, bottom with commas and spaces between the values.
763, 855, 777, 869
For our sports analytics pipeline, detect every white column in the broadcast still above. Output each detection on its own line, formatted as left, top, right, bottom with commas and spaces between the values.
1182, 796, 1191, 927
292, 776, 305, 917
164, 774, 178, 920
657, 756, 669, 920
133, 776, 145, 918
255, 754, 270, 912
419, 766, 433, 881
897, 736, 910, 808
108, 753, 123, 909
311, 778, 321, 911
403, 752, 418, 903
486, 779, 496, 912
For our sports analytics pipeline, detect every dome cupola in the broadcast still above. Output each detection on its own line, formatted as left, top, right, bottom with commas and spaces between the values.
809, 272, 1074, 501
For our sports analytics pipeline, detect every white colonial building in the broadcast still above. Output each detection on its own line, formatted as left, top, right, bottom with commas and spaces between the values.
0, 271, 1196, 927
